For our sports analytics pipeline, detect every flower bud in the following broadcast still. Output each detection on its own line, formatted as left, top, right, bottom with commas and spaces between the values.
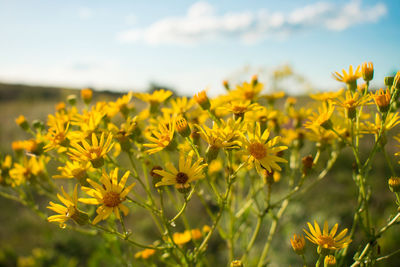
15, 115, 29, 131
361, 62, 374, 82
324, 255, 336, 267
371, 88, 391, 113
81, 88, 93, 104
67, 94, 77, 106
251, 74, 258, 86
55, 102, 66, 112
388, 177, 400, 192
385, 76, 394, 87
302, 155, 314, 175
230, 260, 243, 267
290, 234, 306, 255
175, 117, 191, 138
194, 90, 211, 110
223, 80, 230, 91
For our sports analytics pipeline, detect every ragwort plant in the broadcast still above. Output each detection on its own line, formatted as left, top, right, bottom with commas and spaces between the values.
1, 63, 400, 266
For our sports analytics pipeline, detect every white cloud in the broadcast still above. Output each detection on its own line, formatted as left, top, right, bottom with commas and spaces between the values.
78, 7, 93, 20
116, 0, 387, 45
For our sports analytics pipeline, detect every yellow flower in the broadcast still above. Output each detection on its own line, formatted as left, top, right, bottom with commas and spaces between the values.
9, 156, 45, 186
53, 161, 91, 182
371, 88, 391, 112
71, 104, 106, 138
68, 132, 114, 168
332, 65, 361, 89
80, 168, 135, 224
324, 255, 337, 266
230, 81, 264, 100
106, 92, 133, 118
290, 234, 306, 255
303, 220, 351, 251
362, 113, 400, 138
134, 89, 173, 113
193, 90, 211, 110
153, 152, 207, 190
242, 122, 288, 173
262, 91, 285, 102
310, 89, 344, 102
143, 120, 175, 154
168, 97, 195, 116
361, 62, 374, 82
81, 88, 93, 104
304, 102, 335, 130
175, 116, 191, 137
43, 120, 70, 152
173, 231, 192, 245
47, 185, 88, 228
333, 90, 371, 118
134, 248, 156, 259
15, 115, 28, 130
220, 100, 262, 119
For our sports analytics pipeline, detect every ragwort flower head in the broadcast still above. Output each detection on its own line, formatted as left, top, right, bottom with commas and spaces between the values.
371, 88, 391, 113
303, 220, 351, 251
80, 168, 135, 225
230, 80, 264, 101
143, 120, 175, 154
332, 65, 361, 91
304, 102, 335, 130
47, 185, 88, 228
242, 122, 288, 173
361, 62, 374, 82
153, 152, 207, 190
68, 132, 114, 168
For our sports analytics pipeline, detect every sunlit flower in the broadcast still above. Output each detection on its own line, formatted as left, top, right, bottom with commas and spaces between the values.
220, 100, 262, 119
194, 90, 211, 110
81, 88, 93, 104
43, 120, 70, 152
53, 161, 91, 182
173, 231, 192, 245
362, 113, 400, 138
9, 156, 46, 186
47, 185, 88, 228
80, 168, 135, 224
230, 80, 264, 101
303, 220, 351, 251
310, 89, 344, 102
242, 122, 288, 173
332, 65, 361, 90
68, 132, 114, 168
333, 90, 371, 118
153, 152, 207, 190
324, 255, 337, 266
304, 102, 335, 130
143, 120, 175, 154
107, 92, 134, 117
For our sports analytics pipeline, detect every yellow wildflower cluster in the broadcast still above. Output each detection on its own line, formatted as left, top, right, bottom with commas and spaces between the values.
2, 64, 400, 266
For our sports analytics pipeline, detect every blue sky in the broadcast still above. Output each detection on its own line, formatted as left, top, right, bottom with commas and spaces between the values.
0, 0, 399, 96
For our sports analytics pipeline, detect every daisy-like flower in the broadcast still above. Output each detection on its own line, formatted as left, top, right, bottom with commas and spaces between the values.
106, 92, 134, 118
53, 160, 91, 182
9, 156, 45, 186
134, 89, 173, 113
153, 152, 207, 190
310, 89, 344, 102
220, 100, 262, 119
362, 112, 400, 138
143, 120, 175, 154
332, 65, 361, 91
68, 132, 114, 168
43, 120, 70, 152
71, 104, 106, 138
242, 122, 288, 173
333, 90, 371, 119
47, 185, 88, 228
80, 168, 135, 225
230, 80, 264, 101
304, 102, 335, 130
303, 220, 351, 251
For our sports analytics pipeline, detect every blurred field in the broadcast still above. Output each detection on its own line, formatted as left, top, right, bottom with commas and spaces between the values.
1, 82, 400, 266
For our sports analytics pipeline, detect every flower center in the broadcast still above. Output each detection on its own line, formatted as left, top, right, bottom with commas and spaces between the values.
244, 90, 255, 100
103, 192, 122, 207
232, 106, 247, 115
317, 235, 335, 248
248, 142, 267, 160
176, 172, 189, 184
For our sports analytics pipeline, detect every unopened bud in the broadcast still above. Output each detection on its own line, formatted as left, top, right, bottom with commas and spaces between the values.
388, 177, 400, 192
81, 88, 93, 104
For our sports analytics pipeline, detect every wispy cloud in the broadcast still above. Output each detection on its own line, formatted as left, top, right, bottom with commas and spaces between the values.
116, 0, 387, 45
